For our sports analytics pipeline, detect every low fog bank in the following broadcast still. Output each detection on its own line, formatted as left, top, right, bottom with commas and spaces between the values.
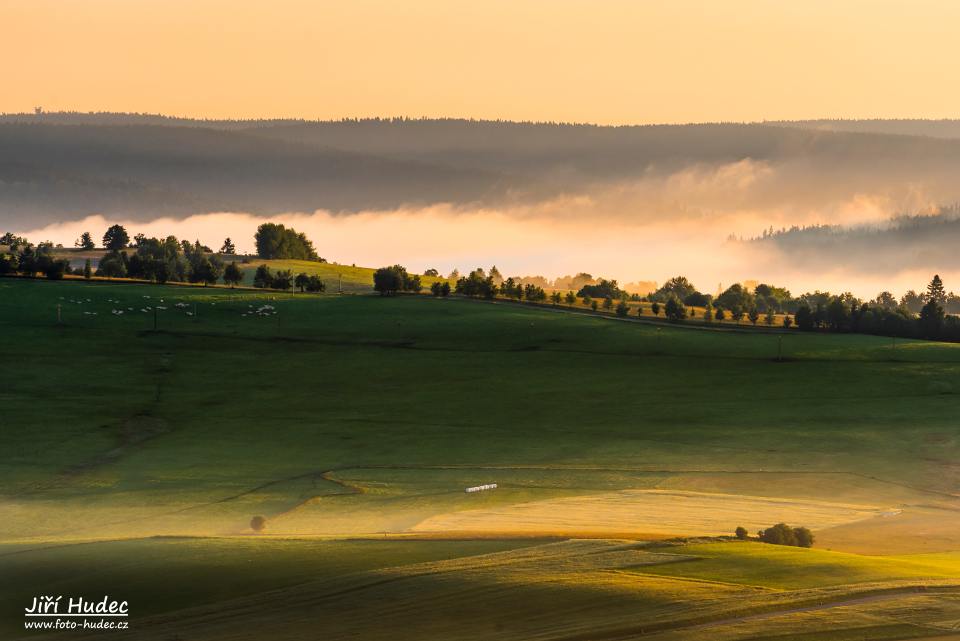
17, 191, 960, 301
12, 120, 960, 300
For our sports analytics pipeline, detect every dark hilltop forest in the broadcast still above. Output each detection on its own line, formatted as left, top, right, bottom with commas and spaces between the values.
6, 114, 960, 231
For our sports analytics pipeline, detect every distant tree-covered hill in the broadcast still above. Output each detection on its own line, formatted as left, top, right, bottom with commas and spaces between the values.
746, 205, 960, 271
7, 114, 960, 232
0, 122, 507, 226
777, 119, 960, 140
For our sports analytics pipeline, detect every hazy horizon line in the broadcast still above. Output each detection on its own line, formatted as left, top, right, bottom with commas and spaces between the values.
8, 110, 960, 129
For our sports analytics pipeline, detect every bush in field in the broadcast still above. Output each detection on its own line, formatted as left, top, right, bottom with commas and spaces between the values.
565, 291, 576, 305
735, 526, 749, 540
793, 527, 815, 548
524, 283, 547, 302
271, 269, 294, 291
250, 515, 267, 532
375, 265, 422, 295
794, 305, 814, 330
651, 302, 660, 317
97, 252, 127, 278
577, 278, 622, 300
664, 297, 686, 322
295, 272, 310, 292
455, 268, 497, 299
305, 275, 326, 293
189, 254, 224, 286
223, 262, 243, 287
0, 254, 15, 274
590, 300, 598, 311
42, 256, 70, 280
615, 300, 629, 317
759, 523, 814, 548
253, 264, 273, 288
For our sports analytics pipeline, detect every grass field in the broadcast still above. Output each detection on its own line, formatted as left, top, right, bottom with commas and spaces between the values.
4, 277, 960, 639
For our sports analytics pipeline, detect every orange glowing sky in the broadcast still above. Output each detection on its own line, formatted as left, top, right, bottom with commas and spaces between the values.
3, 0, 959, 124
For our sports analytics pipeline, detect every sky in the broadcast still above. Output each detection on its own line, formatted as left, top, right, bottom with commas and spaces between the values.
4, 0, 960, 124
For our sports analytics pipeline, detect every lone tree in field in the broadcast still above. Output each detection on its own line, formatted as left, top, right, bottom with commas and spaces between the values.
590, 300, 599, 311
551, 291, 562, 306
615, 299, 629, 317
83, 258, 92, 279
76, 231, 95, 250
651, 301, 661, 317
102, 224, 130, 251
220, 237, 236, 254
748, 308, 760, 326
223, 262, 243, 287
927, 274, 947, 304
250, 515, 267, 533
602, 296, 614, 310
714, 307, 726, 321
735, 526, 749, 540
765, 309, 775, 325
565, 291, 576, 305
782, 315, 793, 328
254, 223, 319, 260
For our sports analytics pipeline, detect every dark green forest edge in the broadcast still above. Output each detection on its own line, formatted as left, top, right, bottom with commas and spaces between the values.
3, 221, 959, 342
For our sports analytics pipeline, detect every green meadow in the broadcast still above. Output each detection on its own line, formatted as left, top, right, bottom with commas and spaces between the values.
234, 258, 450, 292
3, 277, 960, 639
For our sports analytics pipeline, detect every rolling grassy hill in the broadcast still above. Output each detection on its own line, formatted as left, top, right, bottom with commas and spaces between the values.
4, 277, 960, 639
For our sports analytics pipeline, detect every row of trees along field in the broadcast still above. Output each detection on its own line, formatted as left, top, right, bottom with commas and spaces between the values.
5, 224, 960, 341
735, 524, 815, 548
0, 223, 327, 288
390, 265, 960, 342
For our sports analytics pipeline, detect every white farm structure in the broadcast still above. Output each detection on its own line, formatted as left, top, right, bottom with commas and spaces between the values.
465, 483, 497, 493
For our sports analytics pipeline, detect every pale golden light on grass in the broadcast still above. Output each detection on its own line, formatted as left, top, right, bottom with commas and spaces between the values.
4, 0, 960, 123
